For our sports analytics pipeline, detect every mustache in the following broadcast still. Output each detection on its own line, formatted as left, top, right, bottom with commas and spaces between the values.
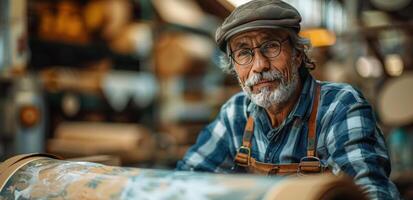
244, 70, 284, 87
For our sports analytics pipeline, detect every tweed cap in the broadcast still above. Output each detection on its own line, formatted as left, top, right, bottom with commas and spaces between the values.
215, 0, 301, 52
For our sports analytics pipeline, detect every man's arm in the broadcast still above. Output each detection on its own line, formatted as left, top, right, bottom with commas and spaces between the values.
176, 95, 245, 172
325, 101, 400, 199
176, 118, 232, 172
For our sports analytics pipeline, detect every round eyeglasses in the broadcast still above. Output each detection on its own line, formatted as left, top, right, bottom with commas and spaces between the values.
230, 38, 289, 66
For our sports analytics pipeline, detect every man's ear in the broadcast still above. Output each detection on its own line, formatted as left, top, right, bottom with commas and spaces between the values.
293, 50, 303, 68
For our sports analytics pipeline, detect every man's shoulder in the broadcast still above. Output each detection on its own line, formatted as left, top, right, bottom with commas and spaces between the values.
319, 81, 368, 106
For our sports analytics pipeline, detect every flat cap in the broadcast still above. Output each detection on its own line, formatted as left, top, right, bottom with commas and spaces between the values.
215, 0, 301, 52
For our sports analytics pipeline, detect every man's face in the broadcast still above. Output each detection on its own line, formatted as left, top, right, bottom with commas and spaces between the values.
229, 29, 300, 108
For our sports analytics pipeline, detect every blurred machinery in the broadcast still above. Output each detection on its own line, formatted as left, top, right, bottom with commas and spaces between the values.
0, 0, 46, 159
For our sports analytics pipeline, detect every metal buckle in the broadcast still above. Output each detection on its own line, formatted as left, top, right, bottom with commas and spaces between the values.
297, 156, 323, 176
238, 146, 251, 157
237, 146, 251, 166
268, 166, 280, 176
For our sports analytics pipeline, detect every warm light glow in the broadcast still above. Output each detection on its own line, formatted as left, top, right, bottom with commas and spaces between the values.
19, 105, 41, 128
356, 56, 383, 78
299, 28, 336, 47
385, 54, 404, 77
227, 0, 252, 7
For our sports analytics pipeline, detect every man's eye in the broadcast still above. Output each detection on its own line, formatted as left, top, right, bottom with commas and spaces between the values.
237, 49, 251, 57
264, 42, 279, 49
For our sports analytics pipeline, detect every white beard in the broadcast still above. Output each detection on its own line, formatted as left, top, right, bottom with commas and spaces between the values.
240, 65, 299, 109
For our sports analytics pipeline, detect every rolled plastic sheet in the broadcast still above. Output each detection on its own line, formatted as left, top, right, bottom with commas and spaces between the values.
0, 154, 367, 200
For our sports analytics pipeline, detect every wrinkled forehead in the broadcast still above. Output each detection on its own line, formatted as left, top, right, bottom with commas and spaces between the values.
229, 29, 288, 49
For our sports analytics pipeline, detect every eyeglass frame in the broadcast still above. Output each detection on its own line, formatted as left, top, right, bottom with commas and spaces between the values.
229, 38, 290, 66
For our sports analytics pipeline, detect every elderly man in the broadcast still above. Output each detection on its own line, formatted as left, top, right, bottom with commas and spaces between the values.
176, 0, 399, 199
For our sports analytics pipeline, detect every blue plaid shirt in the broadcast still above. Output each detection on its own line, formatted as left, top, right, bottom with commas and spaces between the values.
177, 73, 399, 199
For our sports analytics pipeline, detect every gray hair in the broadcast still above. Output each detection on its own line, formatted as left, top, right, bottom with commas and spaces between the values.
218, 30, 315, 74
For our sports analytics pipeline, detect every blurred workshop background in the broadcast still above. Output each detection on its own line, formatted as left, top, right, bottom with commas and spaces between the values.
1, 0, 413, 198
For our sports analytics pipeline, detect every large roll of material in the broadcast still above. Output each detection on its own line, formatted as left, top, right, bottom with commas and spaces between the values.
0, 154, 367, 200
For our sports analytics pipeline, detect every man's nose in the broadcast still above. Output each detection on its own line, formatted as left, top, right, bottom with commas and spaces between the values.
251, 49, 270, 73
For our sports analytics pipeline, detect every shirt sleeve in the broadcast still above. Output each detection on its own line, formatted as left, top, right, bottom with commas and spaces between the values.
176, 100, 237, 173
325, 100, 400, 200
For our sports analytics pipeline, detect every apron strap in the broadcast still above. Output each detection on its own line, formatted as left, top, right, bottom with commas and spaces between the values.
307, 83, 321, 157
234, 117, 254, 166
